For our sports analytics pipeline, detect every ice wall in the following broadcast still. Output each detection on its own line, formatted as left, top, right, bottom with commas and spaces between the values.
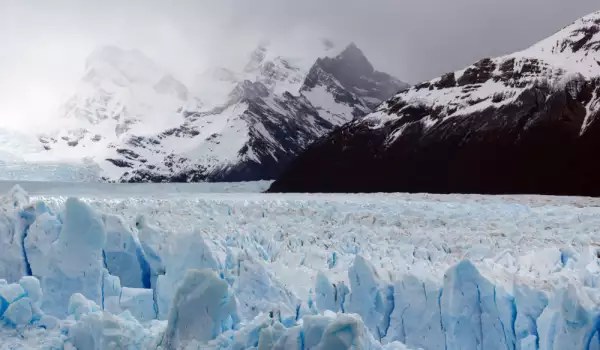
39, 197, 107, 317
103, 213, 151, 289
232, 251, 300, 321
328, 255, 600, 350
155, 230, 219, 319
160, 269, 239, 348
344, 255, 394, 341
387, 273, 444, 350
0, 185, 31, 282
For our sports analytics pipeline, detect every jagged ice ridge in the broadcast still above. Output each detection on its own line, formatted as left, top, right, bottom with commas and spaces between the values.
1, 185, 600, 348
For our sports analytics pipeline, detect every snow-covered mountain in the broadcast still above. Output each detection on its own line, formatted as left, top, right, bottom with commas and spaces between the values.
269, 10, 600, 195
190, 41, 324, 109
38, 41, 407, 182
37, 46, 194, 166
302, 43, 407, 124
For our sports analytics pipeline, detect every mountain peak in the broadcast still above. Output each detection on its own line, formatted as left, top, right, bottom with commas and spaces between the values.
342, 42, 361, 54
300, 41, 408, 124
335, 43, 374, 75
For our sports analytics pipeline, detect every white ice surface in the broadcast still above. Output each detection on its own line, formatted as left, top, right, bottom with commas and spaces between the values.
2, 185, 600, 348
0, 161, 101, 182
0, 180, 271, 197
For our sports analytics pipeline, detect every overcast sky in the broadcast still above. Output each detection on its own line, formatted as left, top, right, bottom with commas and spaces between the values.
0, 0, 598, 130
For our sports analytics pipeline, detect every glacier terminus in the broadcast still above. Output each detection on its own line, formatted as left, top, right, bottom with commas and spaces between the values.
1, 183, 600, 349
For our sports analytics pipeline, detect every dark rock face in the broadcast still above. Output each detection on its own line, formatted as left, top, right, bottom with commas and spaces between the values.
435, 73, 456, 89
562, 22, 600, 52
106, 158, 133, 168
159, 126, 200, 138
457, 58, 496, 86
269, 75, 600, 195
123, 167, 207, 183
229, 80, 271, 101
119, 154, 208, 183
126, 135, 160, 148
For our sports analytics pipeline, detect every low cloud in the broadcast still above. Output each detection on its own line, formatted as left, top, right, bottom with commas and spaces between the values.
0, 0, 597, 129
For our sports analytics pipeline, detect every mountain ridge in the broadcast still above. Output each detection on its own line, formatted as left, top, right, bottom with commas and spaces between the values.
35, 41, 408, 183
269, 10, 600, 195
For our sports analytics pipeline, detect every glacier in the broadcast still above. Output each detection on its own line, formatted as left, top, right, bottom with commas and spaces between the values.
1, 184, 600, 349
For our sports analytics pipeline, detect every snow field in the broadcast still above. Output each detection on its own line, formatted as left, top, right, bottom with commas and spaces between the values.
1, 185, 600, 348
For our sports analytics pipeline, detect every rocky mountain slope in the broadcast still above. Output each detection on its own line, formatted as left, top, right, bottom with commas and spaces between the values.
301, 43, 405, 125
38, 42, 407, 182
269, 10, 600, 195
